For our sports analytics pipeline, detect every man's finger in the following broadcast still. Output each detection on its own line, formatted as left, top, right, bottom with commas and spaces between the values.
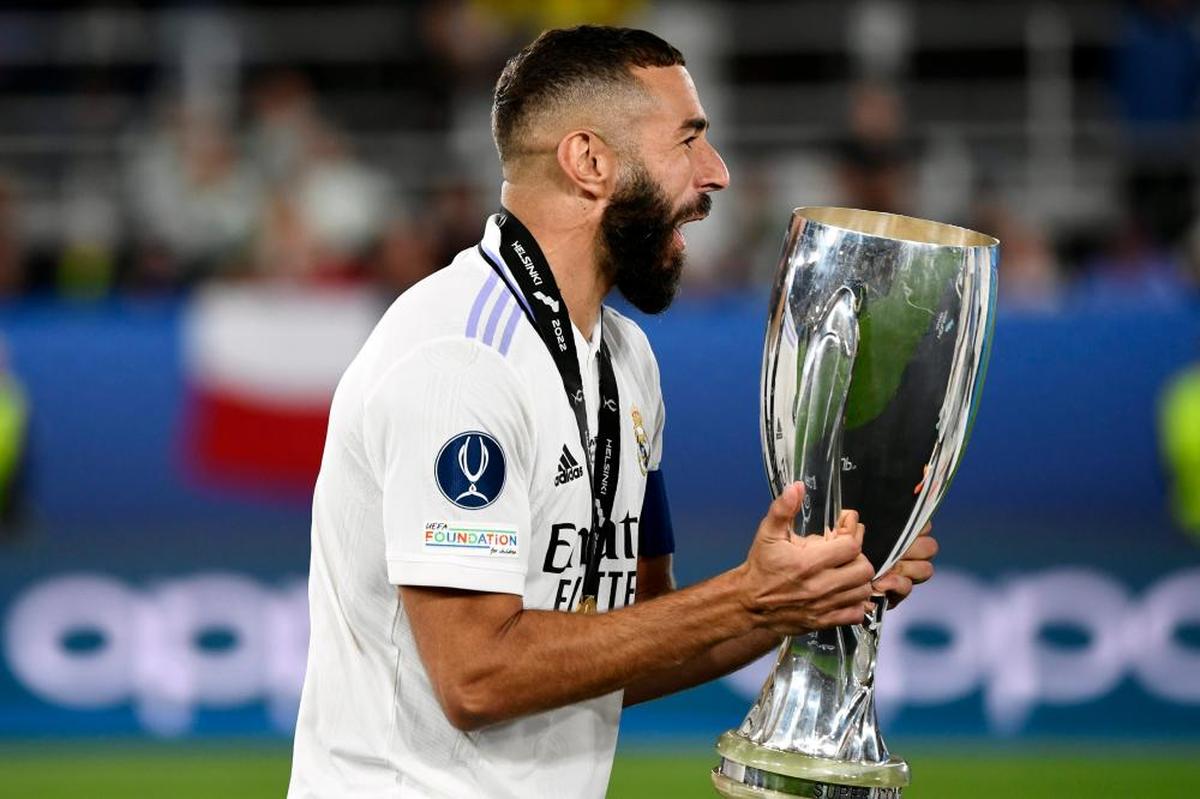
836, 508, 859, 533
801, 534, 865, 572
893, 559, 934, 585
808, 581, 875, 613
762, 482, 806, 539
830, 519, 864, 547
806, 552, 874, 594
903, 535, 939, 562
883, 573, 916, 604
872, 572, 912, 597
825, 604, 870, 627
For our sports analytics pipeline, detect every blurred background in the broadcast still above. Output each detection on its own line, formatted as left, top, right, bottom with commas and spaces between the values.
0, 0, 1198, 797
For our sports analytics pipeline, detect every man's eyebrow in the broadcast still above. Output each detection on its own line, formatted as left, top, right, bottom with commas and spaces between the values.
678, 116, 708, 134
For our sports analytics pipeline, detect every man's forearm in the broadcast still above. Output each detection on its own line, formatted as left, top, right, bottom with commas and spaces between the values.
621, 627, 781, 707
415, 567, 758, 729
406, 490, 875, 731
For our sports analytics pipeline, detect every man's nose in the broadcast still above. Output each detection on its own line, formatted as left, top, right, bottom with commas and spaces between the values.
698, 139, 730, 192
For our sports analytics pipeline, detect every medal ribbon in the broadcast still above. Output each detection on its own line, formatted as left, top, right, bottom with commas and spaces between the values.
477, 210, 621, 613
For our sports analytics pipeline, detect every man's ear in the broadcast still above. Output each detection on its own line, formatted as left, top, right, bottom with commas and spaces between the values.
555, 130, 616, 201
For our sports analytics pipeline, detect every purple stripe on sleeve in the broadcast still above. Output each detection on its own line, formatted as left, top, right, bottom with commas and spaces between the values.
481, 240, 535, 320
497, 299, 524, 355
482, 288, 512, 346
466, 271, 499, 338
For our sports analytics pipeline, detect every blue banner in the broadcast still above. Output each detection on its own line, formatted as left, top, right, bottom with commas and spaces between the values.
1, 294, 1198, 740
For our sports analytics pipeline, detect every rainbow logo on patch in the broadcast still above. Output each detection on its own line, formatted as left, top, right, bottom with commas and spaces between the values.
423, 522, 519, 558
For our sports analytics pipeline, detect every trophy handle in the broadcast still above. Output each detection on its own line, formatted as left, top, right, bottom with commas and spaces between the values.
793, 286, 859, 537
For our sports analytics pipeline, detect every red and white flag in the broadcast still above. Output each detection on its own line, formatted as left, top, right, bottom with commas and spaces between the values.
181, 285, 380, 497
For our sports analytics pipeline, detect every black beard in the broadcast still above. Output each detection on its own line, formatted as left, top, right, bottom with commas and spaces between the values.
598, 165, 711, 314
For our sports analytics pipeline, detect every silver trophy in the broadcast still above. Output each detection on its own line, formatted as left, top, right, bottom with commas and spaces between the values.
713, 207, 998, 798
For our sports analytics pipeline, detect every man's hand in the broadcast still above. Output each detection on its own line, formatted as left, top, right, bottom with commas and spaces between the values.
871, 522, 938, 608
737, 482, 876, 635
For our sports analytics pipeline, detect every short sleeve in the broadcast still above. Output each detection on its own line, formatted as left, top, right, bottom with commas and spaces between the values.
362, 338, 535, 595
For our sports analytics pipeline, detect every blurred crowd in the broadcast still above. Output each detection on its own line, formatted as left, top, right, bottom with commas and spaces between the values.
0, 67, 494, 301
0, 0, 1196, 311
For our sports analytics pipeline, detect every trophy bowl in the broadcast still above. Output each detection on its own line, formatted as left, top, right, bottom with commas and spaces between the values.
713, 207, 999, 798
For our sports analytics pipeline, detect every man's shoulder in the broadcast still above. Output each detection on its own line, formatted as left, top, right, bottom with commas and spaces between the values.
334, 246, 533, 415
372, 247, 531, 361
386, 248, 490, 329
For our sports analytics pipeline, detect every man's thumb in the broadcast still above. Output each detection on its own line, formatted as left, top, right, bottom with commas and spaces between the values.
762, 481, 805, 538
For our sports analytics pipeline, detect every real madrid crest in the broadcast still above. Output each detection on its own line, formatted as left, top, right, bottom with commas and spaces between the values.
631, 405, 650, 476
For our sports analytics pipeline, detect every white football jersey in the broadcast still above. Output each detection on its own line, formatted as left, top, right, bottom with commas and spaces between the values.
288, 215, 666, 798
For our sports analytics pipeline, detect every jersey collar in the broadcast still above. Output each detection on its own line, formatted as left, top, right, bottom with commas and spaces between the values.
480, 214, 533, 319
481, 213, 604, 358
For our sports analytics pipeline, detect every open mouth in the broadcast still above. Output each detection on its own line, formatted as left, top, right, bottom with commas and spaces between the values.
672, 213, 708, 249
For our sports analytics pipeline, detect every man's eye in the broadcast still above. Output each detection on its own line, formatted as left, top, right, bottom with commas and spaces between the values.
682, 136, 697, 149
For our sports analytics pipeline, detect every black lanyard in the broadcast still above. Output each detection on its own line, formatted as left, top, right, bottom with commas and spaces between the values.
477, 210, 621, 613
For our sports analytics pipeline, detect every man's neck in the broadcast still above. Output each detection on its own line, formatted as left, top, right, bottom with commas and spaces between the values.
501, 184, 609, 340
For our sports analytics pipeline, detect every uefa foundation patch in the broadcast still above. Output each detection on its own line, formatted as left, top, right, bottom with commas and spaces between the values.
423, 522, 519, 559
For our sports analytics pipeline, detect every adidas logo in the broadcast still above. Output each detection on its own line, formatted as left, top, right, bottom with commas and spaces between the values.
554, 445, 584, 487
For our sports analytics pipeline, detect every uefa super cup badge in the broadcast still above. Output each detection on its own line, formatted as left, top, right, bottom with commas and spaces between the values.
631, 406, 650, 476
435, 431, 507, 510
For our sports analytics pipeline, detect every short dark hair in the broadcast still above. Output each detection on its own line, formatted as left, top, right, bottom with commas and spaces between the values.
491, 25, 685, 163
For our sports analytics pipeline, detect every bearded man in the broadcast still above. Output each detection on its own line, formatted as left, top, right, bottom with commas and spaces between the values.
287, 25, 937, 799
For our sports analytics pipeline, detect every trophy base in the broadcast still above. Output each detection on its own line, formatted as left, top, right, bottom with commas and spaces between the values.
711, 766, 901, 799
712, 732, 909, 799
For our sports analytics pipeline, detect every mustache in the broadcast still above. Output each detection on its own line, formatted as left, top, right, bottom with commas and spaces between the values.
674, 192, 712, 226
626, 192, 713, 246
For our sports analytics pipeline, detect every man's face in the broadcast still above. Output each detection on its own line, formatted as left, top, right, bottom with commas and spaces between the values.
598, 66, 729, 314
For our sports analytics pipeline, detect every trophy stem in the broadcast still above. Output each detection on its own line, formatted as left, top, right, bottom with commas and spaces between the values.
712, 598, 909, 798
